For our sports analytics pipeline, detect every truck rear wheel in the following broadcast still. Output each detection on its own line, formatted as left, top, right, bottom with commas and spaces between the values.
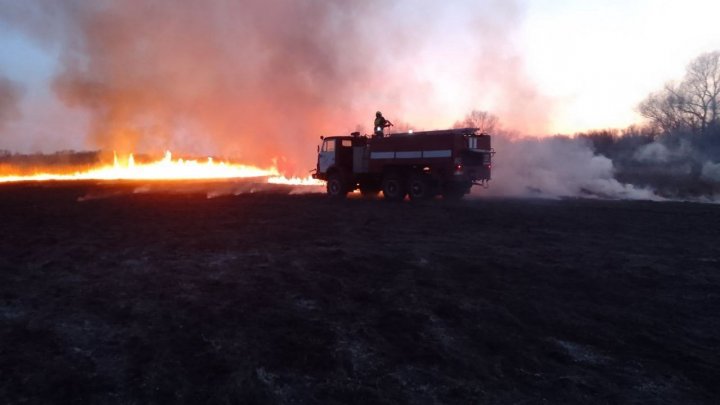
408, 174, 433, 201
326, 172, 348, 198
382, 173, 406, 202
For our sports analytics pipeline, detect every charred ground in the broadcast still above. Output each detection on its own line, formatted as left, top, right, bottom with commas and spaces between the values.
0, 182, 718, 404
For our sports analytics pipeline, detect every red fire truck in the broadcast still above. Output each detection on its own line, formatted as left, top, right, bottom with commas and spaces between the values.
312, 128, 493, 200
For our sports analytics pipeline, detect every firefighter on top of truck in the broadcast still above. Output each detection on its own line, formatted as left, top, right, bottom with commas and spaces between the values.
374, 111, 393, 138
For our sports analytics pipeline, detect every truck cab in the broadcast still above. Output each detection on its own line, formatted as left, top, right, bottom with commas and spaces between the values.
317, 136, 352, 176
315, 134, 368, 179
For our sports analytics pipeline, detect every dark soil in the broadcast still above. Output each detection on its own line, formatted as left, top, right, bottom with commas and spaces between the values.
0, 182, 718, 404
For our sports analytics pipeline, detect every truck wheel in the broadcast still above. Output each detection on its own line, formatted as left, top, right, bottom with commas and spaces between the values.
382, 173, 406, 202
326, 173, 347, 198
408, 175, 433, 201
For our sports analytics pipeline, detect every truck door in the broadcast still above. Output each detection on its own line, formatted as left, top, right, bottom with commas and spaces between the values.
335, 139, 354, 172
318, 139, 336, 174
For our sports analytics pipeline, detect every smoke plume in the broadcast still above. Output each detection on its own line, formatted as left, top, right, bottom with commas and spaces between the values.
0, 76, 23, 132
0, 0, 549, 174
478, 133, 660, 200
540, 128, 720, 201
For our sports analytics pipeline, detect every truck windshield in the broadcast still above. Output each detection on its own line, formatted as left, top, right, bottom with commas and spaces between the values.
322, 139, 335, 152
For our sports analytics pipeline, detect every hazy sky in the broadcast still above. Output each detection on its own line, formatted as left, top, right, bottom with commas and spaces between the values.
521, 0, 720, 133
1, 0, 719, 156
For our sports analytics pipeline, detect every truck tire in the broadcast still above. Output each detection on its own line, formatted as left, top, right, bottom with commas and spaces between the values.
382, 173, 406, 202
326, 172, 348, 198
408, 174, 433, 201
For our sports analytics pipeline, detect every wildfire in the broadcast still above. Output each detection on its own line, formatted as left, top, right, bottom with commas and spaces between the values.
267, 175, 324, 186
0, 151, 323, 186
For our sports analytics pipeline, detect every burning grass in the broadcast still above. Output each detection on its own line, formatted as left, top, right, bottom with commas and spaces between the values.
0, 150, 322, 186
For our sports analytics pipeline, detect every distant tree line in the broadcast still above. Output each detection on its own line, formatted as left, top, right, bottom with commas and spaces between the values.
453, 110, 499, 134
639, 51, 720, 135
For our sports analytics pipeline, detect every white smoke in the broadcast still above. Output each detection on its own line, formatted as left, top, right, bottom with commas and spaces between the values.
479, 134, 661, 200
701, 161, 720, 182
633, 139, 695, 164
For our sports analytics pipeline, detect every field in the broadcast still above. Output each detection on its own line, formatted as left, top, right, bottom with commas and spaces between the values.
0, 182, 718, 404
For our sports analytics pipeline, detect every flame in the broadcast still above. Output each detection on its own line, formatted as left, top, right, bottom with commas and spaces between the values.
267, 175, 324, 186
0, 150, 322, 186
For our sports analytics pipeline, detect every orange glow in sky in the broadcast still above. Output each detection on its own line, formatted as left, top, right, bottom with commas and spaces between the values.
1, 0, 720, 162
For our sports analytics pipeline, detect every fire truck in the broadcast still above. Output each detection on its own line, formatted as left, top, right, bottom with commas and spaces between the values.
311, 128, 493, 200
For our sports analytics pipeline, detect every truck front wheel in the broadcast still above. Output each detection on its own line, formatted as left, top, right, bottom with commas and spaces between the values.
408, 174, 433, 201
326, 173, 348, 198
382, 173, 406, 202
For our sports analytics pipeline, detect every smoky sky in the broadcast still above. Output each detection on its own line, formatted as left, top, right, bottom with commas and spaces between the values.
0, 0, 550, 173
0, 75, 22, 132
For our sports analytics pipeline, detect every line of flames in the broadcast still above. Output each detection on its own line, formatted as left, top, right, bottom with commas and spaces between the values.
0, 151, 324, 186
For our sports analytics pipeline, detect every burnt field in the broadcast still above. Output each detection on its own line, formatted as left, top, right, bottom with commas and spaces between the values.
0, 182, 718, 404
